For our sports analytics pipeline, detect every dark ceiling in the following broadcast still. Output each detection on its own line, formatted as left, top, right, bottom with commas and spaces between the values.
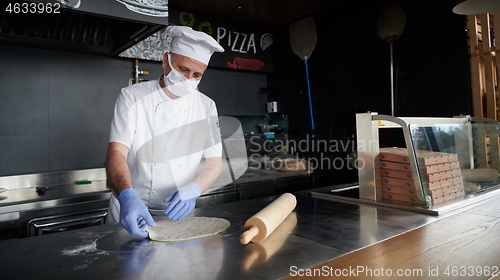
0, 0, 345, 57
169, 0, 345, 27
0, 0, 164, 56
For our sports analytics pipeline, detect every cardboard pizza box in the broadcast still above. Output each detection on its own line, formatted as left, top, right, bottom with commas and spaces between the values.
378, 160, 460, 174
380, 175, 463, 190
381, 183, 464, 198
380, 168, 462, 182
381, 188, 465, 205
378, 147, 458, 165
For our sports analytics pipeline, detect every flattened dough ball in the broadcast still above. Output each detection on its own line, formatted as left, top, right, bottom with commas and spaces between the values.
464, 182, 481, 192
147, 217, 230, 242
462, 168, 499, 182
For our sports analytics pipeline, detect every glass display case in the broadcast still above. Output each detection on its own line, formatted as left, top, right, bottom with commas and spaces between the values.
315, 112, 500, 215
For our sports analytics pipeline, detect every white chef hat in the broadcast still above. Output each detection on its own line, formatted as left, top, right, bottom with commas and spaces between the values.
166, 25, 224, 65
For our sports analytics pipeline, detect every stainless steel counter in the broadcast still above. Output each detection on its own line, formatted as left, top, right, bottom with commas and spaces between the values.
0, 167, 310, 220
0, 180, 110, 214
0, 167, 309, 213
0, 166, 311, 240
0, 180, 111, 239
0, 168, 111, 217
0, 193, 439, 280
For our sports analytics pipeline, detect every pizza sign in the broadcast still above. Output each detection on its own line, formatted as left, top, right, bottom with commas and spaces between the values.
171, 9, 274, 73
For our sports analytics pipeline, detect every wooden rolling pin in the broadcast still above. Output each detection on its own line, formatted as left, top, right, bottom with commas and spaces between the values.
240, 193, 297, 244
242, 211, 297, 270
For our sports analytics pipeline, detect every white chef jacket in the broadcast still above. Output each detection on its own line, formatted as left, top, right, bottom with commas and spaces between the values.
106, 78, 222, 223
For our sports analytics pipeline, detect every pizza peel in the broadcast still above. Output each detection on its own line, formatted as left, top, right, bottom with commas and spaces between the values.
289, 17, 317, 132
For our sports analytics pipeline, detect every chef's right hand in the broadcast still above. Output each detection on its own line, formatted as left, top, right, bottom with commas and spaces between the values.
118, 188, 156, 238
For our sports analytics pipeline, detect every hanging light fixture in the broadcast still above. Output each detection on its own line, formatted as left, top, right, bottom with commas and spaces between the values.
453, 0, 500, 15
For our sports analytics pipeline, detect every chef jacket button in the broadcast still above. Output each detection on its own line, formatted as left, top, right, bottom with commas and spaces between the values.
152, 191, 156, 194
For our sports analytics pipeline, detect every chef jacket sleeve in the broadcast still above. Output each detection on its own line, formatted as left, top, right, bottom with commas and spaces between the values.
203, 102, 222, 158
109, 88, 137, 149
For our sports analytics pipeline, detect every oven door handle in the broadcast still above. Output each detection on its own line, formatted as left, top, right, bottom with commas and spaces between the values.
29, 210, 107, 236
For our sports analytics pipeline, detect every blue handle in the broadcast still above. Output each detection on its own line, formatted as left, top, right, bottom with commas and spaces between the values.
305, 61, 315, 131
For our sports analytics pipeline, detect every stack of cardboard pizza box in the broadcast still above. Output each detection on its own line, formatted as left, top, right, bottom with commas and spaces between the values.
377, 147, 465, 205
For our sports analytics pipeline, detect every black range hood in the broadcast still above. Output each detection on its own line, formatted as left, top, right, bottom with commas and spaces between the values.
0, 0, 168, 56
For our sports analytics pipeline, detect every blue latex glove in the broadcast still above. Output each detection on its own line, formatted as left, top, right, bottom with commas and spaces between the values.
164, 182, 201, 220
118, 188, 156, 237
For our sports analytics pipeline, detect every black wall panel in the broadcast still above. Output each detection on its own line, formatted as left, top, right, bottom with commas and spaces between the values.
0, 45, 137, 176
268, 0, 471, 185
198, 69, 267, 116
0, 44, 265, 176
394, 0, 471, 117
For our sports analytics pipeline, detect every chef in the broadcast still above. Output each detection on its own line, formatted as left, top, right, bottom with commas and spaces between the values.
105, 25, 225, 237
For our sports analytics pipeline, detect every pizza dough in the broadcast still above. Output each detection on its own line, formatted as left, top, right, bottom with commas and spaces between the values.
462, 168, 499, 182
147, 217, 230, 242
464, 182, 481, 192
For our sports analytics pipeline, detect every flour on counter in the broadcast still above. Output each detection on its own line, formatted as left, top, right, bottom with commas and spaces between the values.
60, 239, 108, 256
73, 257, 99, 270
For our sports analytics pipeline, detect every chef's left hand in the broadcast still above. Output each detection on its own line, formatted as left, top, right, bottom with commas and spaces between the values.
164, 182, 201, 220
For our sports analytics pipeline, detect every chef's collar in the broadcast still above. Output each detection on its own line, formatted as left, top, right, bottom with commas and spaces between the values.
157, 75, 172, 101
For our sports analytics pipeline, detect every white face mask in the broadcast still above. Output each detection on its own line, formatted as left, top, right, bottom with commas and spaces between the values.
164, 54, 201, 98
